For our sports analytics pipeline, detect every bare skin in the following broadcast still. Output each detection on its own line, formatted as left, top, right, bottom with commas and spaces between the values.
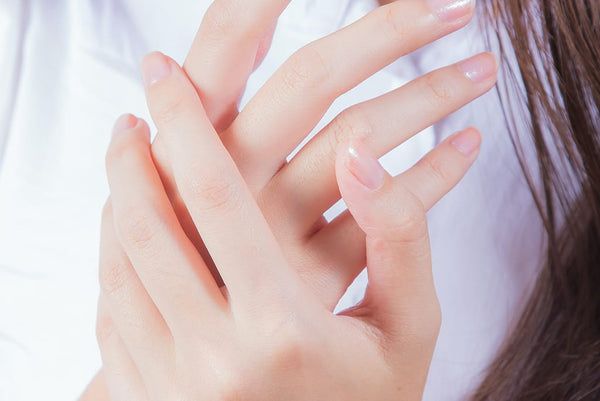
81, 0, 495, 399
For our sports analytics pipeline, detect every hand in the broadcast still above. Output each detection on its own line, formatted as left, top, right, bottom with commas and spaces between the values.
150, 0, 493, 305
96, 71, 482, 399
83, 0, 498, 397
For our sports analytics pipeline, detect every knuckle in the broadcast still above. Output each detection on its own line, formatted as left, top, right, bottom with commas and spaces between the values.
423, 72, 455, 107
95, 309, 116, 345
105, 124, 148, 171
373, 195, 428, 244
203, 1, 263, 39
101, 201, 113, 224
187, 174, 242, 214
378, 5, 410, 42
263, 316, 308, 372
151, 88, 190, 127
327, 105, 373, 155
397, 202, 428, 239
105, 134, 132, 171
269, 336, 305, 371
420, 153, 452, 186
118, 209, 160, 252
202, 1, 238, 39
214, 366, 247, 401
281, 46, 331, 91
99, 257, 131, 297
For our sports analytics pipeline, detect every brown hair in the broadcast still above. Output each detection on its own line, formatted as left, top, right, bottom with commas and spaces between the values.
473, 1, 600, 399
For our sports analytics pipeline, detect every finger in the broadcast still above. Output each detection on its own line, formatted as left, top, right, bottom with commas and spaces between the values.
335, 140, 438, 390
106, 114, 226, 332
400, 127, 482, 208
312, 128, 481, 310
149, 0, 285, 272
96, 297, 148, 401
150, 140, 224, 286
268, 52, 497, 235
334, 136, 482, 394
98, 199, 172, 380
183, 0, 287, 130
79, 371, 110, 401
301, 209, 366, 310
142, 54, 300, 307
224, 0, 476, 191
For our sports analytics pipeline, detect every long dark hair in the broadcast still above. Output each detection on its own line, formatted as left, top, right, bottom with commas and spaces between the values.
473, 1, 600, 399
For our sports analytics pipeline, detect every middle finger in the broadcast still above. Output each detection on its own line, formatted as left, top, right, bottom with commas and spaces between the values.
183, 0, 289, 130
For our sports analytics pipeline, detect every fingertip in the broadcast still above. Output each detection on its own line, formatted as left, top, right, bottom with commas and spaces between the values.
339, 140, 385, 191
335, 140, 390, 235
136, 118, 152, 140
449, 127, 482, 157
113, 114, 138, 137
456, 52, 498, 84
111, 114, 152, 145
142, 51, 174, 88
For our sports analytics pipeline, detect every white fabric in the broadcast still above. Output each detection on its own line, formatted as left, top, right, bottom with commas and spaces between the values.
0, 1, 544, 400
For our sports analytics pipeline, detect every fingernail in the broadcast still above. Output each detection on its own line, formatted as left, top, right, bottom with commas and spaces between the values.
142, 52, 172, 88
112, 114, 138, 137
457, 53, 498, 83
427, 0, 474, 22
345, 141, 385, 190
450, 128, 481, 156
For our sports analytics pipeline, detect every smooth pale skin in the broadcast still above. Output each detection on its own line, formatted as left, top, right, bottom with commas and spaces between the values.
80, 0, 497, 399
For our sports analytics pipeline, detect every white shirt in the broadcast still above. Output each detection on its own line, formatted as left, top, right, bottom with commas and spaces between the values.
0, 1, 544, 400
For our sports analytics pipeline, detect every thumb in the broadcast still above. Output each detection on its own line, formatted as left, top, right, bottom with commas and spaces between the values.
335, 140, 440, 345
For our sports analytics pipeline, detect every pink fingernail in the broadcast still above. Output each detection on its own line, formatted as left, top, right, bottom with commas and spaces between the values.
142, 52, 172, 88
112, 114, 138, 137
427, 0, 475, 22
456, 53, 498, 83
450, 128, 481, 156
345, 141, 385, 190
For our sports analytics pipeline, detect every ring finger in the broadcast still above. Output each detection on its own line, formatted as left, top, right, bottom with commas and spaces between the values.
96, 297, 149, 401
267, 52, 497, 236
98, 200, 172, 381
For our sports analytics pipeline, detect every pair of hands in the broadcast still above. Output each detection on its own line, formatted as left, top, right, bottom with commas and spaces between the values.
82, 0, 497, 399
